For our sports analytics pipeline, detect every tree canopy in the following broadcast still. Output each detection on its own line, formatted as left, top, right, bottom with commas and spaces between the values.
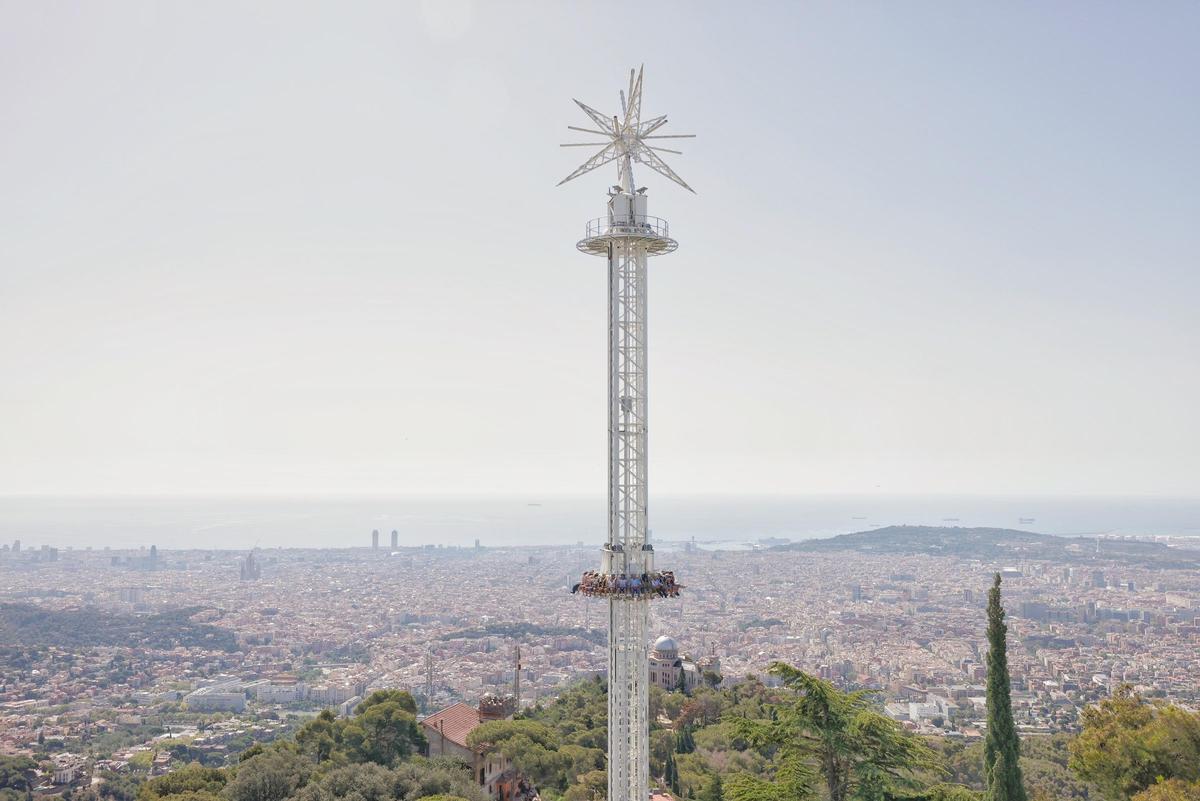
1131, 780, 1200, 801
467, 720, 571, 792
726, 662, 939, 801
1068, 685, 1200, 801
0, 756, 37, 793
139, 763, 227, 801
74, 654, 1200, 801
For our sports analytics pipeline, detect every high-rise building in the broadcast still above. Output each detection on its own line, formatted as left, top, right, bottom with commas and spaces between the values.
371, 529, 379, 550
240, 550, 261, 581
390, 530, 398, 549
118, 587, 145, 604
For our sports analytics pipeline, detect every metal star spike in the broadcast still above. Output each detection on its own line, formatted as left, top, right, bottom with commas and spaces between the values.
558, 65, 696, 193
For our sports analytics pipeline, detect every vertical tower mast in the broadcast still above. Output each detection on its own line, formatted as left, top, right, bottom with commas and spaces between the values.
559, 66, 693, 801
513, 643, 522, 711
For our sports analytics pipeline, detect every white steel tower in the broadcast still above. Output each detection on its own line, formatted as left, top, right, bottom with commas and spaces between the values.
560, 66, 693, 801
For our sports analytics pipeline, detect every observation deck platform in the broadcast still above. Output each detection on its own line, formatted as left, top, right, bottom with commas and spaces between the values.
577, 214, 678, 256
571, 569, 681, 600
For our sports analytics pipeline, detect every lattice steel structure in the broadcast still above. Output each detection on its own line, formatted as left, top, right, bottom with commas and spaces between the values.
559, 66, 693, 801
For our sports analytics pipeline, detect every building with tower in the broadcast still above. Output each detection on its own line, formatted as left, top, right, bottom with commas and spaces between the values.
422, 694, 518, 801
240, 550, 261, 581
648, 635, 721, 692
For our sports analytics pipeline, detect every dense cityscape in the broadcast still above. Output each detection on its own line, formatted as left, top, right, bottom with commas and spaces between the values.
3, 525, 1198, 796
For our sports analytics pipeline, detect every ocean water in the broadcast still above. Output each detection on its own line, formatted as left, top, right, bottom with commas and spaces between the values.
0, 494, 1197, 551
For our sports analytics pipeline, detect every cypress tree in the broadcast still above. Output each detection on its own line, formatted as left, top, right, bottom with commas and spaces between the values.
984, 574, 1026, 801
676, 725, 695, 754
666, 750, 681, 795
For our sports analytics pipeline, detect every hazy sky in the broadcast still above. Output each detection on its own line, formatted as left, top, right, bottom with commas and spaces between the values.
1, 2, 1197, 497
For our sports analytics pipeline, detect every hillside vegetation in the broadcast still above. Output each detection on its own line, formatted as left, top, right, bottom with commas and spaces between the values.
37, 674, 1200, 801
0, 603, 237, 651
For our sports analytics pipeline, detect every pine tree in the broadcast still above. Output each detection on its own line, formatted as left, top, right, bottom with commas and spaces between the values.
984, 574, 1026, 801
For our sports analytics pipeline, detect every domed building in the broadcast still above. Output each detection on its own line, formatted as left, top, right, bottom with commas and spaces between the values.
652, 635, 679, 658
649, 635, 721, 692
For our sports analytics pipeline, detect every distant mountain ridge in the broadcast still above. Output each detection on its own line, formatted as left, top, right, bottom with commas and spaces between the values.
776, 525, 1200, 568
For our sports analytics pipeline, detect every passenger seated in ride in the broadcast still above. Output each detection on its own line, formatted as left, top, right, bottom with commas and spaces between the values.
573, 568, 681, 597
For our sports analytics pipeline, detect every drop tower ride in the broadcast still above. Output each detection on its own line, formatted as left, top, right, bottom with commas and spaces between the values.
559, 66, 694, 801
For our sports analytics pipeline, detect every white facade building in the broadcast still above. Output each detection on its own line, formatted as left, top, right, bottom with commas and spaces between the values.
648, 636, 722, 692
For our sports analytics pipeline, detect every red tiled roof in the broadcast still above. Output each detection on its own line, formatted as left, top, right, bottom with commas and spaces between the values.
421, 702, 481, 748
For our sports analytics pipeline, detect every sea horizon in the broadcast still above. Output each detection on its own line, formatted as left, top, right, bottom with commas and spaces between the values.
1, 492, 1197, 552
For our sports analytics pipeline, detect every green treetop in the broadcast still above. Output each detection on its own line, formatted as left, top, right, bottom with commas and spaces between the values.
984, 574, 1026, 801
726, 662, 938, 801
1069, 685, 1200, 801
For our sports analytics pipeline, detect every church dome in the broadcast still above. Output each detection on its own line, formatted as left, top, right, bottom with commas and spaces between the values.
652, 635, 679, 656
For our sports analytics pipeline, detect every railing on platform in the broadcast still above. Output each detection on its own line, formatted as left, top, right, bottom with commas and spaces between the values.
583, 214, 671, 240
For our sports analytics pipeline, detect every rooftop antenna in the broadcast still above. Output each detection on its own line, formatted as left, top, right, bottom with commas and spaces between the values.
513, 644, 522, 712
424, 650, 434, 713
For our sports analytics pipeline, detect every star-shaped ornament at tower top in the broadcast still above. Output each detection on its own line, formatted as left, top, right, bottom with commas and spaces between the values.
558, 65, 695, 194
